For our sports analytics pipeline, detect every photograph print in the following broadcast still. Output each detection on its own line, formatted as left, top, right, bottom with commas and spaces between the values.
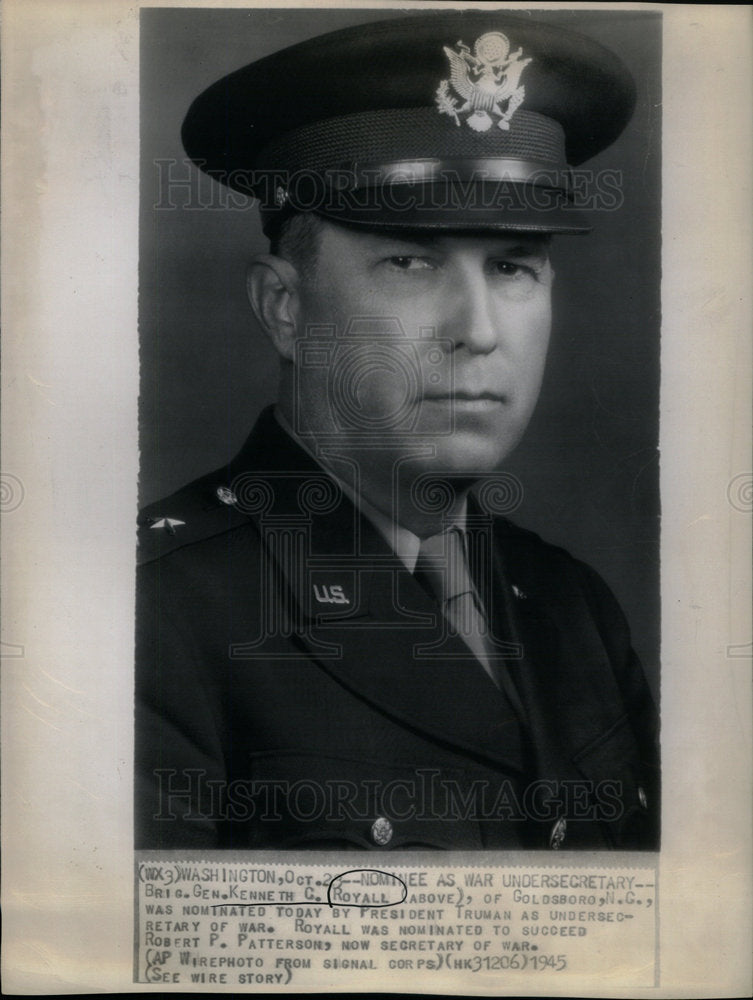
135, 6, 661, 853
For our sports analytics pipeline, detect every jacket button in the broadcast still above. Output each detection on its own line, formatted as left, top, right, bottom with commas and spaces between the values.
638, 786, 648, 810
370, 817, 393, 846
216, 486, 237, 505
549, 817, 567, 850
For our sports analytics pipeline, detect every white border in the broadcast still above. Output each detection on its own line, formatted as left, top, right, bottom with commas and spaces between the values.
2, 2, 751, 995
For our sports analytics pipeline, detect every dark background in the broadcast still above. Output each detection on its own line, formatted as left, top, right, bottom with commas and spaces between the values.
139, 7, 661, 696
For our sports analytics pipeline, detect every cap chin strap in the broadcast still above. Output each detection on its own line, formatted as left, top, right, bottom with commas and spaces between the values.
348, 157, 568, 189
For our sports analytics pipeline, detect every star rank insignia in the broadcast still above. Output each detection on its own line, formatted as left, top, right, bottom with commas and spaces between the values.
147, 517, 186, 535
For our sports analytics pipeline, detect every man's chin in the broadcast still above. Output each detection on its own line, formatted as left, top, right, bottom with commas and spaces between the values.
399, 431, 523, 481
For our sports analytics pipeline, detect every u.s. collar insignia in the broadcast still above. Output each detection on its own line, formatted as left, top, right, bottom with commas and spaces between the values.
435, 32, 532, 133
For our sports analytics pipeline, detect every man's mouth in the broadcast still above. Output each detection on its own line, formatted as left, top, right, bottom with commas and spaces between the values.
423, 390, 507, 407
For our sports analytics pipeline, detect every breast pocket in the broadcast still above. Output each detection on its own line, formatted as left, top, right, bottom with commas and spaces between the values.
231, 750, 484, 850
572, 714, 658, 850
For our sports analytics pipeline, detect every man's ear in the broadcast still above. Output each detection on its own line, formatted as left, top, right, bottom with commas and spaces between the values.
246, 255, 301, 361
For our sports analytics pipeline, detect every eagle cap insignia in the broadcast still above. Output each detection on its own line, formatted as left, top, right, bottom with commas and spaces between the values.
435, 32, 532, 132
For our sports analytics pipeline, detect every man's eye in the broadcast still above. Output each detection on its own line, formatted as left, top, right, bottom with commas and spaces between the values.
386, 256, 433, 271
493, 261, 535, 279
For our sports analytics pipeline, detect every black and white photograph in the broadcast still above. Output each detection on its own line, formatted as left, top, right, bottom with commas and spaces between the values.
136, 7, 661, 852
1, 1, 751, 995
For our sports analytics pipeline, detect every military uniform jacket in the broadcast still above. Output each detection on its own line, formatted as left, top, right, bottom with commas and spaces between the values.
136, 408, 659, 852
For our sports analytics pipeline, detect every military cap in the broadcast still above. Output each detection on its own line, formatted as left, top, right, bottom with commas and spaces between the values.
182, 11, 636, 234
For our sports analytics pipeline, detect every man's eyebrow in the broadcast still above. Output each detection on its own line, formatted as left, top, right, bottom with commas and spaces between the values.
502, 243, 550, 258
500, 244, 551, 267
365, 232, 440, 251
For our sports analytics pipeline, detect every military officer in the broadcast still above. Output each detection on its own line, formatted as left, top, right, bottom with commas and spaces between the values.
136, 11, 659, 851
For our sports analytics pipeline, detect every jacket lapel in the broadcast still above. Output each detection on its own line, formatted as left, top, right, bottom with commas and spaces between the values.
305, 558, 526, 773
230, 409, 525, 773
492, 514, 632, 778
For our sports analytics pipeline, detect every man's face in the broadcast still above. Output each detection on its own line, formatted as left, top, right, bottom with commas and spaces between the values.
290, 219, 553, 486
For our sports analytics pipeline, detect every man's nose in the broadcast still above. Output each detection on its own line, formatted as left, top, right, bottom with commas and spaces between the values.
442, 265, 499, 354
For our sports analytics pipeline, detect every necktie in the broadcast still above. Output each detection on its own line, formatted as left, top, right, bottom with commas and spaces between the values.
414, 528, 496, 677
414, 527, 525, 717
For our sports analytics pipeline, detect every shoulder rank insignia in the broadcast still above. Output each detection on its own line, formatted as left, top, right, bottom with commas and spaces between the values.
435, 31, 532, 133
147, 517, 186, 535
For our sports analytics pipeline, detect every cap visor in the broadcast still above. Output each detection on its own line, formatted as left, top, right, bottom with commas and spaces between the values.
267, 180, 592, 235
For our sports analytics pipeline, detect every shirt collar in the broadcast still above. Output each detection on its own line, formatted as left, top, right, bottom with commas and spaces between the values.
273, 407, 466, 573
